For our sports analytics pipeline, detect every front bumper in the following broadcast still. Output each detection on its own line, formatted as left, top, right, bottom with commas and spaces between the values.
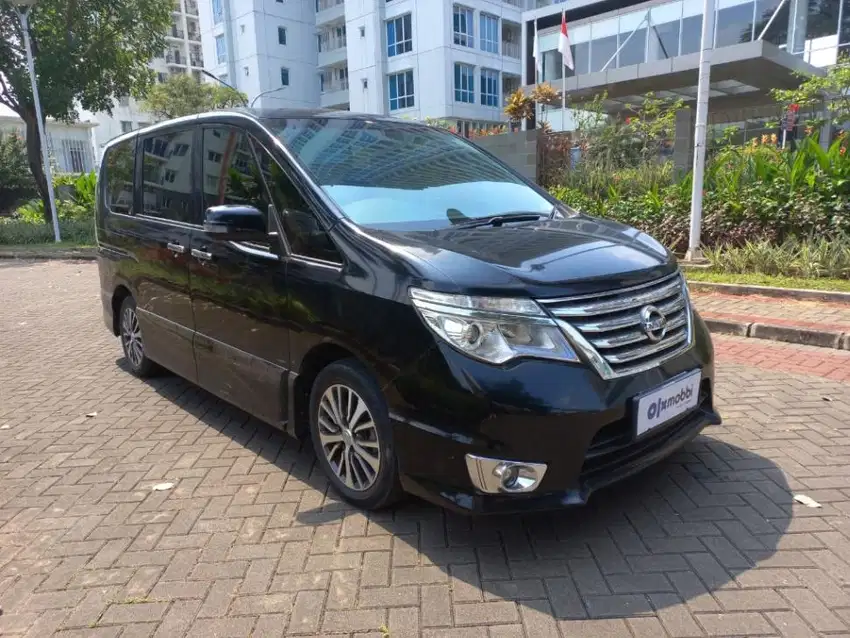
388, 313, 720, 514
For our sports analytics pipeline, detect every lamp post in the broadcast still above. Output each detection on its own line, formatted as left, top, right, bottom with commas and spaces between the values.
12, 0, 61, 242
250, 86, 288, 108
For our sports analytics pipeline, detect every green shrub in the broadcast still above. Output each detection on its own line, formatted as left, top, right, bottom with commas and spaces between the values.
0, 218, 94, 245
15, 198, 92, 223
550, 133, 850, 252
0, 133, 37, 215
703, 236, 850, 279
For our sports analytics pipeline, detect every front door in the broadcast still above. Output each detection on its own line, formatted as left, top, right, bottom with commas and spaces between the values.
132, 127, 200, 382
189, 125, 289, 425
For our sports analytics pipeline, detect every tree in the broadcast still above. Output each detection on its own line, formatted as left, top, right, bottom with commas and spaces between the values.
772, 55, 850, 127
142, 74, 247, 120
0, 0, 173, 224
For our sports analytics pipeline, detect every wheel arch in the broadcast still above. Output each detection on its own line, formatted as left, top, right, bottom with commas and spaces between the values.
111, 285, 133, 336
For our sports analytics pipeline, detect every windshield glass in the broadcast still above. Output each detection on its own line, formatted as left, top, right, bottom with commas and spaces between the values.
263, 117, 556, 230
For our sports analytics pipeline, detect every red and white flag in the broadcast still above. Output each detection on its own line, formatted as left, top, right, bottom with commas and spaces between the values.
558, 10, 574, 71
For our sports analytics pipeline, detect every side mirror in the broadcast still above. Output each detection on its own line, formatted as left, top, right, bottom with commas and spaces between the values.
204, 205, 267, 241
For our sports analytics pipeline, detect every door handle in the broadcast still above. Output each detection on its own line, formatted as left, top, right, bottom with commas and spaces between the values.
166, 242, 185, 254
191, 248, 213, 262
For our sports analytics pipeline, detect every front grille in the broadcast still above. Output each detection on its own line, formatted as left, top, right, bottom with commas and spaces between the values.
538, 272, 693, 379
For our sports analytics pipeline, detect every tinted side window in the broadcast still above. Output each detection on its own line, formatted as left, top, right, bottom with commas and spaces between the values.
202, 127, 271, 230
103, 139, 135, 214
253, 142, 342, 264
140, 129, 196, 224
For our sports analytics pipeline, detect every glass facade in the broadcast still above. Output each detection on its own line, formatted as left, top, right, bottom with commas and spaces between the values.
480, 13, 500, 53
387, 14, 413, 57
454, 5, 474, 47
388, 70, 415, 111
481, 68, 500, 106
455, 63, 475, 103
538, 0, 847, 81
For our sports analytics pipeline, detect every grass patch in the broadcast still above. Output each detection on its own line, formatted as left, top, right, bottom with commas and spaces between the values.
687, 271, 850, 293
0, 241, 93, 252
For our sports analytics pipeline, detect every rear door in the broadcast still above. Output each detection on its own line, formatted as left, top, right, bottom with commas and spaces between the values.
131, 126, 200, 382
188, 124, 289, 425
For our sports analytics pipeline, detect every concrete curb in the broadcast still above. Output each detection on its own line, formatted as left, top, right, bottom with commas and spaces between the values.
0, 249, 96, 261
688, 280, 850, 305
705, 317, 849, 351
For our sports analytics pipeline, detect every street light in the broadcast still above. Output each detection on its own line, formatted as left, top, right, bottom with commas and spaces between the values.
12, 0, 61, 242
250, 86, 288, 108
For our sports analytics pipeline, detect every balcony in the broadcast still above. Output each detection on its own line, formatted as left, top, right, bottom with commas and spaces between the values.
172, 0, 182, 12
318, 32, 347, 67
320, 84, 349, 109
187, 29, 200, 42
166, 51, 185, 65
185, 0, 199, 16
503, 75, 521, 103
190, 55, 203, 67
316, 0, 344, 26
168, 26, 185, 39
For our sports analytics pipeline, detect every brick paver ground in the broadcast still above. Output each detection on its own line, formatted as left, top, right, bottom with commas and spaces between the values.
692, 292, 850, 334
1, 260, 849, 638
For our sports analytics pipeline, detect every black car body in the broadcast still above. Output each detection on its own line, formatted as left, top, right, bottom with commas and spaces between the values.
96, 110, 720, 514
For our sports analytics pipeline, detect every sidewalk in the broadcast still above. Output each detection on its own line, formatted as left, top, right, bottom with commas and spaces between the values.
692, 290, 850, 349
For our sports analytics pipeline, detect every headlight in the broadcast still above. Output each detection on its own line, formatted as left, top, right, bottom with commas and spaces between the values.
409, 288, 579, 365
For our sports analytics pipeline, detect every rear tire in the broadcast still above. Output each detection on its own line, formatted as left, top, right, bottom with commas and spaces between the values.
309, 359, 403, 510
119, 296, 159, 378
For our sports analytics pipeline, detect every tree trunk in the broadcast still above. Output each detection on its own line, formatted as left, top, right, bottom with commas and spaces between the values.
21, 107, 54, 226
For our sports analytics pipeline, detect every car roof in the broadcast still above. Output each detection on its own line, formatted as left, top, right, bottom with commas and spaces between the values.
101, 108, 418, 154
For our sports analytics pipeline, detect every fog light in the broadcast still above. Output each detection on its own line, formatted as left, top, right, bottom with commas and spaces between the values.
465, 455, 547, 494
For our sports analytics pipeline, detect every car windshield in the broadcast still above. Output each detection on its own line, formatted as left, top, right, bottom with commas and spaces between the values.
262, 117, 557, 230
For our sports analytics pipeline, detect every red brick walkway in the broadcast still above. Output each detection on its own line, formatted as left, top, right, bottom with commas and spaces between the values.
692, 291, 850, 335
1, 261, 850, 638
715, 335, 850, 383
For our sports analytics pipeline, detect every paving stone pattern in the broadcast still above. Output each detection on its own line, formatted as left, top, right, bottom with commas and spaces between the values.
1, 261, 849, 637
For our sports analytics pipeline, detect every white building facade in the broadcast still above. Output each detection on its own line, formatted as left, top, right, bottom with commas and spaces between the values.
86, 0, 206, 158
199, 0, 530, 132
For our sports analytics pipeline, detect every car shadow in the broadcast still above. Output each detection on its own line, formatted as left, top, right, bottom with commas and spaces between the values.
125, 359, 793, 623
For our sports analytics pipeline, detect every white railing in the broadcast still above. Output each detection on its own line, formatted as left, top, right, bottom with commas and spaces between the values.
322, 79, 349, 93
319, 33, 347, 52
317, 0, 344, 10
502, 41, 520, 59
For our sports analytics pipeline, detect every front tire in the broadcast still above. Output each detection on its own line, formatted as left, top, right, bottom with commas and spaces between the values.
119, 296, 158, 378
309, 359, 402, 510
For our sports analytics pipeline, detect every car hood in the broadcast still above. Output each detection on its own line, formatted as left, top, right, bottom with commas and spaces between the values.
359, 216, 678, 298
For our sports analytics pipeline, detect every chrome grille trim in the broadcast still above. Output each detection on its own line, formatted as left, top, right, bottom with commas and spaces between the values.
538, 272, 694, 379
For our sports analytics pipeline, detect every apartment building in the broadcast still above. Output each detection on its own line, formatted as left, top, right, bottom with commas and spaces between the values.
199, 0, 530, 132
85, 0, 206, 157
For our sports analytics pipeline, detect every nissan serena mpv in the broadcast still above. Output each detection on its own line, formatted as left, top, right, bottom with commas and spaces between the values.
96, 110, 720, 514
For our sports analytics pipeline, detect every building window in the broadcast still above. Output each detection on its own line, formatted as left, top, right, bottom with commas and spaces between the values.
453, 5, 474, 47
214, 34, 227, 63
120, 121, 133, 134
278, 26, 287, 45
480, 13, 498, 54
454, 63, 474, 103
280, 67, 290, 86
480, 68, 499, 106
386, 14, 412, 56
388, 70, 414, 111
62, 139, 92, 174
208, 150, 223, 162
212, 0, 223, 24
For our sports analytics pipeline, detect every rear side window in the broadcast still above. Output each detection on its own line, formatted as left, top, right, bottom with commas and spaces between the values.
103, 139, 135, 214
140, 128, 196, 224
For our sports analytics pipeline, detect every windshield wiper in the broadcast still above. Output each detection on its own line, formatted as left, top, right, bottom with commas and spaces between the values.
451, 212, 550, 229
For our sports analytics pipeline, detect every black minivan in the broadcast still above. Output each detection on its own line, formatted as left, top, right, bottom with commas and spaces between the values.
96, 110, 720, 514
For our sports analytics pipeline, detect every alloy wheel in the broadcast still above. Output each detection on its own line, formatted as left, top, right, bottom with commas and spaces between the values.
318, 384, 381, 491
121, 306, 144, 369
